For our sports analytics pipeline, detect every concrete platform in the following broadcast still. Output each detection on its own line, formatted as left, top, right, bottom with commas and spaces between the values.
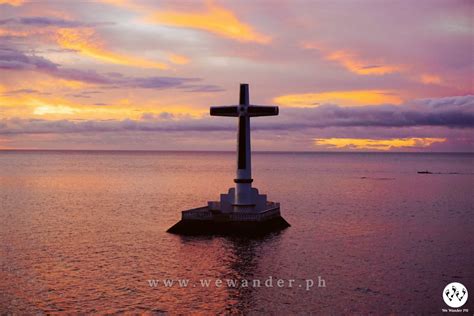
167, 203, 290, 236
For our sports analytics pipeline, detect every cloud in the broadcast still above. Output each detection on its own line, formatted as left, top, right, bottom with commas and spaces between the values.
0, 0, 23, 6
299, 40, 450, 93
325, 50, 403, 76
0, 47, 58, 70
0, 17, 106, 28
148, 2, 271, 44
11, 3, 269, 74
176, 84, 224, 93
314, 137, 446, 151
67, 93, 91, 99
420, 74, 442, 85
274, 90, 402, 107
0, 47, 221, 91
0, 28, 32, 38
1, 95, 472, 135
55, 28, 169, 69
168, 53, 189, 65
2, 88, 51, 96
302, 42, 403, 76
276, 95, 474, 129
120, 76, 197, 89
0, 18, 170, 70
0, 117, 225, 134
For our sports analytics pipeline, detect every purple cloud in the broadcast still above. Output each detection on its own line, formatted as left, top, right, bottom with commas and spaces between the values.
177, 84, 225, 92
0, 47, 58, 70
0, 47, 222, 91
1, 88, 51, 96
0, 17, 111, 28
277, 95, 474, 129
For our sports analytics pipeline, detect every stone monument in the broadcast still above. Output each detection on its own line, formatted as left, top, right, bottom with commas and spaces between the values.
167, 83, 290, 235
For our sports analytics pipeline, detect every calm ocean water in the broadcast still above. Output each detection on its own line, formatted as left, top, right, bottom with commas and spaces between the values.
0, 151, 473, 314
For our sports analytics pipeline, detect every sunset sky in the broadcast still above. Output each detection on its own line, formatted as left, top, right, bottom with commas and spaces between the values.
0, 0, 472, 151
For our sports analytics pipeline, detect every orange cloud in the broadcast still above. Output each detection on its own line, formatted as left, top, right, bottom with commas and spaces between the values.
0, 93, 127, 119
168, 53, 190, 65
33, 104, 79, 116
0, 90, 205, 121
27, 98, 155, 120
99, 0, 143, 11
302, 41, 403, 75
302, 41, 448, 87
0, 27, 52, 38
420, 74, 442, 85
0, 28, 29, 37
314, 137, 446, 151
274, 90, 402, 107
0, 0, 24, 6
326, 50, 403, 75
149, 2, 271, 44
55, 28, 169, 69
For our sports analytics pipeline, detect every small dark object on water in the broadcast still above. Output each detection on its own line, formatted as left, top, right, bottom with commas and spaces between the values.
417, 171, 463, 175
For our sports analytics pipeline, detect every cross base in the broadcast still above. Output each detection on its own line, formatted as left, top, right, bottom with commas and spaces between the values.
215, 187, 270, 213
167, 203, 290, 236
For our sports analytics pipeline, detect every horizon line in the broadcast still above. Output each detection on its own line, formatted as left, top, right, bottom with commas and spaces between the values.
0, 149, 473, 154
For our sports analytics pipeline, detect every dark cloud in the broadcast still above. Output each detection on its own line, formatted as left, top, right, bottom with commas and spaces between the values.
82, 90, 102, 94
0, 117, 225, 135
120, 76, 198, 89
141, 112, 176, 120
278, 95, 474, 129
178, 84, 225, 92
45, 48, 79, 53
2, 88, 51, 96
0, 17, 111, 28
1, 95, 472, 136
67, 94, 91, 99
0, 47, 222, 91
0, 47, 58, 70
56, 68, 111, 84
5, 88, 38, 94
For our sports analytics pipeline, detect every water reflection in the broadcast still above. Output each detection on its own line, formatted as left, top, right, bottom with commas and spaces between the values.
176, 231, 284, 314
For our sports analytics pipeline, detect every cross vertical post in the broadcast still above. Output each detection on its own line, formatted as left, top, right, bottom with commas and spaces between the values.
235, 84, 252, 205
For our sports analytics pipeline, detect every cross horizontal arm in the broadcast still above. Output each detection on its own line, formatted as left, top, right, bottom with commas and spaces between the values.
247, 105, 279, 117
210, 105, 239, 117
